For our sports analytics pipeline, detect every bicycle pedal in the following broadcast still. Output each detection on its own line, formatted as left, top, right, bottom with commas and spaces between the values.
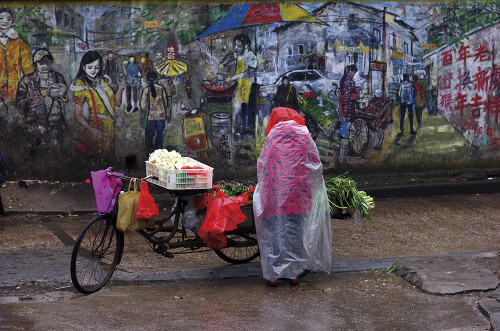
162, 251, 174, 258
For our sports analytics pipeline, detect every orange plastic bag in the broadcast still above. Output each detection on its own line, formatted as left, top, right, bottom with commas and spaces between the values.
197, 189, 247, 249
135, 179, 159, 220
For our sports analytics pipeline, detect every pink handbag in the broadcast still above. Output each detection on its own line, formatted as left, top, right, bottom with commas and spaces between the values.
91, 167, 124, 215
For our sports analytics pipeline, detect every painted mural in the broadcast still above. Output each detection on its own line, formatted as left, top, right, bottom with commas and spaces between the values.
0, 1, 499, 180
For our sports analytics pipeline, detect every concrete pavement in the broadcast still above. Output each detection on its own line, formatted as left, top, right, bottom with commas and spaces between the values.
1, 170, 499, 215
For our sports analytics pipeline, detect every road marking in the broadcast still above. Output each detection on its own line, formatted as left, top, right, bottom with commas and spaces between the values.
42, 220, 76, 247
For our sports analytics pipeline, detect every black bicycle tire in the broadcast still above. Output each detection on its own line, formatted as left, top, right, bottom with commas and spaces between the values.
348, 119, 369, 156
70, 214, 124, 294
213, 233, 260, 264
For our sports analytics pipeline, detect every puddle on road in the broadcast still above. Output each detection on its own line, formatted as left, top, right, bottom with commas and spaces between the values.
0, 285, 81, 304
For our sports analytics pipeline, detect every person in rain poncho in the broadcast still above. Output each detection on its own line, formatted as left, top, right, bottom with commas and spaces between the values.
253, 107, 332, 286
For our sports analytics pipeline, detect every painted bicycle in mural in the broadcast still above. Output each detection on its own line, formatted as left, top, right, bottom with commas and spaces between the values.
347, 96, 393, 156
347, 61, 394, 156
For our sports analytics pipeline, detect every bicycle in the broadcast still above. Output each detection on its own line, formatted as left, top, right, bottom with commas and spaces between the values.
70, 170, 259, 294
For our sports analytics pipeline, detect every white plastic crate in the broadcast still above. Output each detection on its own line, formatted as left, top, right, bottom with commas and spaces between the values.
145, 157, 213, 190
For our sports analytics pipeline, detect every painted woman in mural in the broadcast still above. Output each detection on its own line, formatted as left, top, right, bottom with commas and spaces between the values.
71, 51, 125, 155
338, 64, 359, 164
140, 70, 169, 154
0, 8, 34, 106
220, 33, 257, 135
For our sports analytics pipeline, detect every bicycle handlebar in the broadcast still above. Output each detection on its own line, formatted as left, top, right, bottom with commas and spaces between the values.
106, 169, 159, 182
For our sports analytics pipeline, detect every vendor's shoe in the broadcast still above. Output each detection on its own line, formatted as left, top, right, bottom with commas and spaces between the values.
289, 275, 300, 286
266, 279, 278, 287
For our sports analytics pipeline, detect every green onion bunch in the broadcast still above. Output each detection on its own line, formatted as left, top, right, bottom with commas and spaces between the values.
324, 174, 374, 229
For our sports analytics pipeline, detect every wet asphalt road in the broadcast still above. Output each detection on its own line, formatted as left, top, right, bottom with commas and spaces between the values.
0, 194, 499, 330
0, 272, 493, 331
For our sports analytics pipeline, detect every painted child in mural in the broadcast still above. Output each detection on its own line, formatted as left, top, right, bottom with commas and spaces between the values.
123, 55, 142, 113
71, 50, 125, 155
0, 8, 34, 108
16, 49, 68, 151
140, 70, 170, 154
153, 50, 165, 73
220, 33, 258, 135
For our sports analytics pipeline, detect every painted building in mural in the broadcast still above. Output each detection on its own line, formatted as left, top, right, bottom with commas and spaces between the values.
0, 1, 498, 180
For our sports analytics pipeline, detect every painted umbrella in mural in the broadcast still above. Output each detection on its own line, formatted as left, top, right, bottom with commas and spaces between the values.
155, 60, 188, 77
195, 3, 326, 40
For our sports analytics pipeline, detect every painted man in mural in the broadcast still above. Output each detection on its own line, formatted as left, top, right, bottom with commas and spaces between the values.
413, 74, 427, 128
274, 75, 299, 111
71, 50, 125, 156
16, 49, 68, 151
0, 8, 34, 106
220, 33, 257, 135
141, 52, 154, 76
104, 50, 120, 89
397, 73, 416, 136
123, 55, 142, 113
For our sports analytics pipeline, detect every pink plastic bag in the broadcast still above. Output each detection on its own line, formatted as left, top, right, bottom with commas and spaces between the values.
91, 168, 123, 215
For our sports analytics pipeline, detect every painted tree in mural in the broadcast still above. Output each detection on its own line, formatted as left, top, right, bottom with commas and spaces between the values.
430, 1, 500, 47
11, 6, 42, 42
122, 4, 230, 45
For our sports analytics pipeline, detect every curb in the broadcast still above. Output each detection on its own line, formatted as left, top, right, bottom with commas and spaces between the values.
111, 250, 500, 284
1, 178, 499, 216
361, 179, 500, 199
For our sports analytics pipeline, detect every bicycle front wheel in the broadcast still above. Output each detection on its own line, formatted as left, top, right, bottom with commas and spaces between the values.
71, 214, 124, 294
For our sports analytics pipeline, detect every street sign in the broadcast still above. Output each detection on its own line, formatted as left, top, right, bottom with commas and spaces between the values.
145, 21, 161, 28
370, 61, 387, 72
166, 45, 177, 60
421, 44, 437, 50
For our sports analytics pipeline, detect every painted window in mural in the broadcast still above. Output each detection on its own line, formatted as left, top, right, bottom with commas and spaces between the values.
0, 1, 498, 179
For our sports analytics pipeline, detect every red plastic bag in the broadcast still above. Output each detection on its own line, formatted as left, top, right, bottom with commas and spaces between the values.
193, 185, 219, 210
197, 189, 247, 249
135, 179, 159, 220
232, 186, 254, 205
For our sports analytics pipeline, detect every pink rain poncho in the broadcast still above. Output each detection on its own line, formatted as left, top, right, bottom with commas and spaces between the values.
253, 107, 332, 281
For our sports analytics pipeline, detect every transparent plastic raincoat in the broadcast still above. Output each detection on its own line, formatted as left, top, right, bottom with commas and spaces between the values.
253, 107, 332, 281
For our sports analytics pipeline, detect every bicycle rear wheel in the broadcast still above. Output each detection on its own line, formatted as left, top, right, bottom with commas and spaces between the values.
214, 233, 259, 264
71, 214, 124, 294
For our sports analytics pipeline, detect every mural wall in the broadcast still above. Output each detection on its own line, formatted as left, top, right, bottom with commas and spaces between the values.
0, 1, 498, 180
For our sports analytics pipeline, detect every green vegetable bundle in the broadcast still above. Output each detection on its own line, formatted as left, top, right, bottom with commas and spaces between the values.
215, 180, 254, 202
324, 174, 374, 229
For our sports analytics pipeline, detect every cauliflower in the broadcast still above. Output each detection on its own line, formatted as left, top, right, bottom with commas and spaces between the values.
148, 149, 197, 169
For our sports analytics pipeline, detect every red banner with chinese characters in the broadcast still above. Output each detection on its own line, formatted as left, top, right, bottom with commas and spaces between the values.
166, 45, 177, 60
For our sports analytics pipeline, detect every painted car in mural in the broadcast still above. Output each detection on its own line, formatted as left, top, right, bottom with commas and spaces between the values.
260, 69, 335, 102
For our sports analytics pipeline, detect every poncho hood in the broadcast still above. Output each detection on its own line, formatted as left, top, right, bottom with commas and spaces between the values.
266, 107, 305, 136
